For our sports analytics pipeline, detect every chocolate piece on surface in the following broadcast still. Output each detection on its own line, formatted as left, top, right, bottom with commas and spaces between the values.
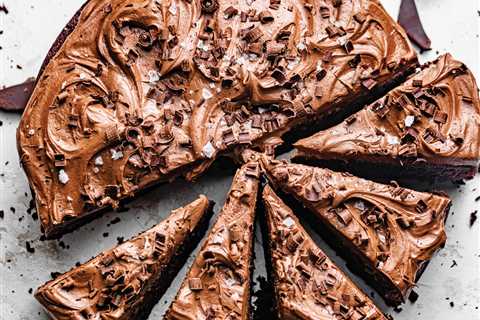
294, 54, 480, 181
35, 195, 214, 320
165, 163, 259, 320
398, 0, 431, 51
0, 79, 35, 112
263, 159, 451, 306
262, 185, 388, 319
17, 0, 417, 238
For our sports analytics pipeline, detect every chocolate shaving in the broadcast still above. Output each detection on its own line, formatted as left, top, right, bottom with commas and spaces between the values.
244, 26, 264, 43
398, 0, 431, 51
361, 78, 377, 91
433, 110, 448, 124
224, 6, 238, 18
470, 211, 478, 227
0, 79, 35, 112
259, 10, 274, 24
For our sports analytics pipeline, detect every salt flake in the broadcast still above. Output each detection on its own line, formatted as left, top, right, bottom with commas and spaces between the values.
110, 149, 124, 160
404, 115, 415, 127
202, 88, 213, 100
202, 142, 216, 158
58, 169, 69, 184
95, 156, 104, 166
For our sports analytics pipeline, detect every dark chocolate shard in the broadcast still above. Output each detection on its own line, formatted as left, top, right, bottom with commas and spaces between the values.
0, 78, 35, 113
398, 0, 431, 51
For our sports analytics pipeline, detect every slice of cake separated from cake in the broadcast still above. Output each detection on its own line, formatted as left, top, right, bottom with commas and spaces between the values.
165, 162, 260, 319
35, 196, 214, 320
16, 0, 417, 238
262, 185, 388, 320
262, 159, 451, 306
294, 54, 480, 181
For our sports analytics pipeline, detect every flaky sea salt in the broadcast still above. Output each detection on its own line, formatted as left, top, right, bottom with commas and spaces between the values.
147, 70, 160, 83
168, 1, 177, 15
202, 142, 216, 158
58, 169, 69, 184
110, 149, 124, 160
404, 115, 415, 127
283, 217, 295, 228
95, 156, 104, 166
387, 136, 399, 145
202, 88, 213, 100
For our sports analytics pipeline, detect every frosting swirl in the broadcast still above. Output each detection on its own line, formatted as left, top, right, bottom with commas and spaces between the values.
17, 0, 416, 237
263, 158, 451, 305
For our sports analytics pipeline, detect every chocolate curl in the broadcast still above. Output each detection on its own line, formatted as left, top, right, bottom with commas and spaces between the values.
398, 0, 431, 52
0, 78, 35, 113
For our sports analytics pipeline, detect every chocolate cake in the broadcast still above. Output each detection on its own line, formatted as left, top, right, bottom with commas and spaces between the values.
165, 162, 260, 319
35, 195, 214, 320
16, 0, 417, 238
262, 158, 451, 306
262, 185, 388, 319
294, 54, 480, 181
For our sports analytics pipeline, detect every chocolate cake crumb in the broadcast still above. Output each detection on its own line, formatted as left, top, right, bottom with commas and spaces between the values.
0, 210, 4, 219
116, 236, 124, 245
393, 306, 403, 313
470, 210, 478, 227
25, 241, 35, 253
110, 217, 121, 225
102, 232, 109, 238
10, 207, 15, 214
28, 288, 33, 294
450, 260, 458, 268
50, 272, 61, 280
450, 301, 455, 308
0, 4, 8, 14
408, 290, 419, 303
474, 195, 480, 202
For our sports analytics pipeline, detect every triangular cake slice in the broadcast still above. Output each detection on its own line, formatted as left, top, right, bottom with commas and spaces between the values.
294, 54, 480, 181
263, 159, 451, 306
262, 185, 388, 320
35, 195, 214, 320
165, 162, 260, 319
17, 0, 417, 238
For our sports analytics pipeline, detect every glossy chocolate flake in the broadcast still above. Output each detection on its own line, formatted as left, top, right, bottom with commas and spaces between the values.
262, 158, 451, 306
35, 195, 214, 320
17, 0, 417, 238
262, 185, 388, 320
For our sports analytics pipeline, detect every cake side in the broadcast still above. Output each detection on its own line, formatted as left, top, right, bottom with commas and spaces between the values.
16, 0, 417, 237
165, 162, 260, 319
263, 159, 451, 306
262, 184, 388, 320
294, 53, 480, 180
34, 195, 214, 320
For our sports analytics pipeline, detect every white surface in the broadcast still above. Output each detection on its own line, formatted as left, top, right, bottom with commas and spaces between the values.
0, 1, 479, 319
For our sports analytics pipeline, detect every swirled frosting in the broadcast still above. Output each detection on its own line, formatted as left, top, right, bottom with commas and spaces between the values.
294, 53, 480, 172
263, 185, 387, 320
17, 0, 416, 237
35, 195, 212, 320
165, 162, 260, 319
263, 159, 451, 305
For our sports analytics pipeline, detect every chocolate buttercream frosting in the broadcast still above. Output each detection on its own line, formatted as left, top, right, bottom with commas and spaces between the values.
294, 54, 480, 180
262, 158, 451, 306
262, 185, 388, 320
16, 0, 417, 237
35, 195, 214, 319
165, 162, 260, 319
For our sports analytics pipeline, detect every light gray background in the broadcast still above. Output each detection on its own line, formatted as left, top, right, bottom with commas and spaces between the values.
0, 1, 479, 319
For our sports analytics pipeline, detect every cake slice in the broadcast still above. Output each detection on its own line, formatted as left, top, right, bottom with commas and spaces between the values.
263, 159, 451, 306
262, 185, 388, 320
165, 162, 260, 319
294, 54, 480, 181
35, 195, 214, 320
17, 0, 417, 238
